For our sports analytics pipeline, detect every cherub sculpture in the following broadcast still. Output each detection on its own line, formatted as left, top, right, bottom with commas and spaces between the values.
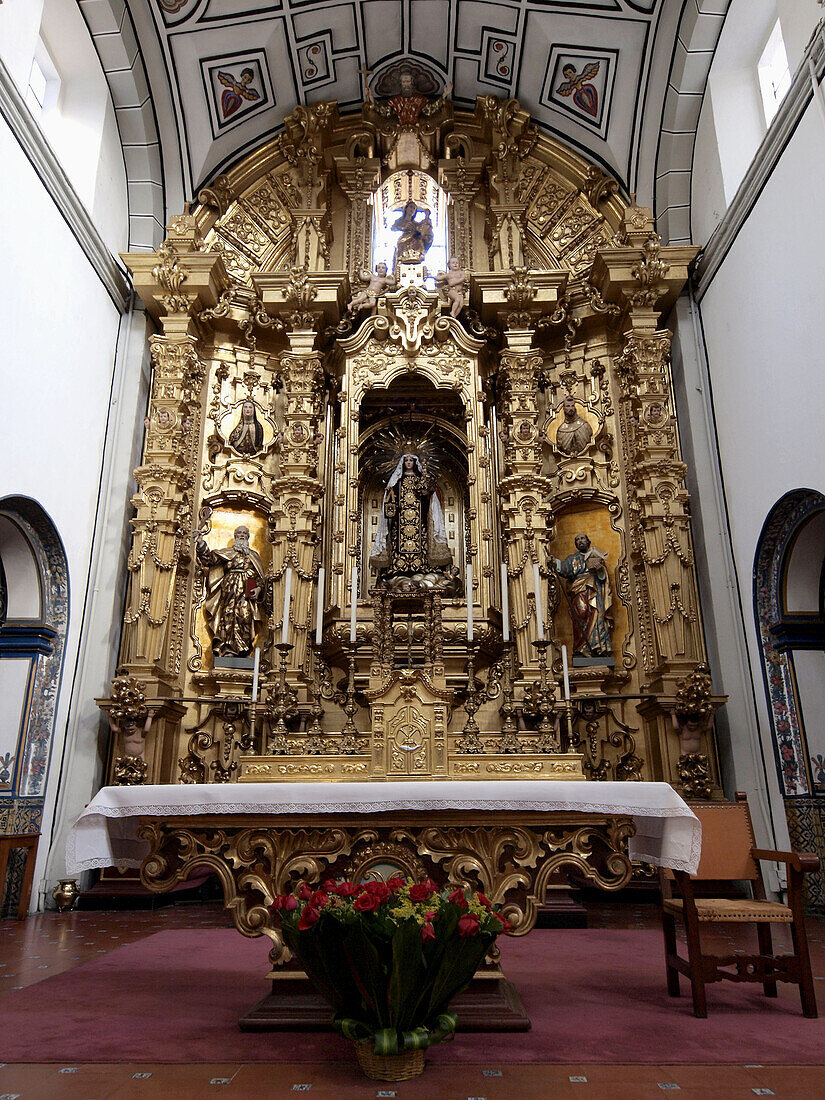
347, 263, 396, 315
436, 257, 467, 317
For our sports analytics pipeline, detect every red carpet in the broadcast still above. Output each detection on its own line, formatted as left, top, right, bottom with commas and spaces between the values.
0, 928, 820, 1064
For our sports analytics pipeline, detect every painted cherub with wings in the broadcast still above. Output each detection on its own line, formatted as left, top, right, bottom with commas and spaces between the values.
556, 61, 601, 118
218, 68, 260, 120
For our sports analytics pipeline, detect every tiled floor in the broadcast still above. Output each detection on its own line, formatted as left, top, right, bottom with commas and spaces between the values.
1, 899, 825, 1098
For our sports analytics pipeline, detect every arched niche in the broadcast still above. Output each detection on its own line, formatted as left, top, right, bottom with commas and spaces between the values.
0, 497, 68, 914
754, 489, 825, 908
357, 375, 468, 592
192, 100, 627, 284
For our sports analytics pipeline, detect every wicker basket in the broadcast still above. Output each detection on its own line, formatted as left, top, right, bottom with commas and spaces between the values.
355, 1040, 426, 1080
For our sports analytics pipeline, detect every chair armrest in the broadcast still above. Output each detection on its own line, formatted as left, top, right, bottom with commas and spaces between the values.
752, 848, 821, 874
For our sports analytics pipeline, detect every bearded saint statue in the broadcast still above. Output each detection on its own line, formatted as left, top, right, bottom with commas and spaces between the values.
196, 525, 265, 657
369, 454, 452, 580
552, 533, 613, 660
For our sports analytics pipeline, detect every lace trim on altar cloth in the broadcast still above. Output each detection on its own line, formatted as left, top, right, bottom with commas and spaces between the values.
70, 797, 696, 818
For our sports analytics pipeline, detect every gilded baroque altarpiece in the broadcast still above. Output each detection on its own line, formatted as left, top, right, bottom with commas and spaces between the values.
101, 94, 723, 809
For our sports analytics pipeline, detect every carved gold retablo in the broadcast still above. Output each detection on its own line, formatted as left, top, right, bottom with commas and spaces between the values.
105, 87, 722, 805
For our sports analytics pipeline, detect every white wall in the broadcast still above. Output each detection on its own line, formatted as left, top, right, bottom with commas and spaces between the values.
673, 91, 825, 849
698, 98, 825, 570
0, 0, 147, 905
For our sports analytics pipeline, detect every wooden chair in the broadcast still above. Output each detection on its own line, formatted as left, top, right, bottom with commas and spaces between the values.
661, 792, 819, 1018
0, 833, 40, 920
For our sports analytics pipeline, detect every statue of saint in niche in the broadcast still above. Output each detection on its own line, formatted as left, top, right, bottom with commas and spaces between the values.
552, 533, 613, 660
196, 525, 266, 658
554, 396, 593, 456
228, 400, 265, 455
370, 454, 452, 583
391, 200, 435, 266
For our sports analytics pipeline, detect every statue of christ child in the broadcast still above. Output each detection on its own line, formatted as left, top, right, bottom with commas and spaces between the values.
369, 454, 452, 581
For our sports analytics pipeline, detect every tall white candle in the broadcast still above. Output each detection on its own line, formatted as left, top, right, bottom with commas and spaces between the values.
350, 565, 358, 643
251, 646, 260, 701
314, 566, 325, 645
466, 563, 473, 642
281, 567, 292, 645
533, 562, 544, 640
500, 562, 510, 642
562, 644, 571, 701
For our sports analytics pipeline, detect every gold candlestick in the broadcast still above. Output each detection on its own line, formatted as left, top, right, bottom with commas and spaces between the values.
531, 639, 559, 751
457, 642, 485, 753
499, 641, 518, 735
266, 642, 293, 754
341, 641, 359, 739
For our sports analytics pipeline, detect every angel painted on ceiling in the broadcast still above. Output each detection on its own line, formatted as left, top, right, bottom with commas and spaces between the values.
557, 61, 601, 118
218, 68, 260, 120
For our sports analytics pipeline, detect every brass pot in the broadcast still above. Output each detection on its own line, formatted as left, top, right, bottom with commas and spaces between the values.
52, 878, 80, 912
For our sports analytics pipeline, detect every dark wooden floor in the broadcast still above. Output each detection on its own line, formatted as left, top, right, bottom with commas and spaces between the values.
2, 898, 825, 1098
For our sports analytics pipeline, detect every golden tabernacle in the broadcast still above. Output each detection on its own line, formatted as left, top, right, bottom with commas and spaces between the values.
99, 83, 724, 801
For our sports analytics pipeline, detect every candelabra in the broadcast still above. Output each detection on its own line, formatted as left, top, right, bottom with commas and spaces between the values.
340, 641, 360, 749
305, 642, 326, 740
457, 642, 485, 753
531, 639, 559, 752
489, 639, 524, 753
563, 697, 575, 753
266, 641, 294, 754
499, 641, 518, 736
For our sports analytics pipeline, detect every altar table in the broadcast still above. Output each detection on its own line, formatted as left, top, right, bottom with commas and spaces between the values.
68, 779, 699, 874
68, 780, 699, 1030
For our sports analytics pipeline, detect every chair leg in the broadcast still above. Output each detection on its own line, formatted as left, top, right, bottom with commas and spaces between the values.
756, 922, 777, 998
790, 918, 818, 1018
661, 910, 680, 996
683, 913, 707, 1018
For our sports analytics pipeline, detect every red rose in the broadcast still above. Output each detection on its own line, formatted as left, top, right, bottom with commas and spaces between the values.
335, 882, 358, 898
353, 892, 380, 912
477, 893, 492, 910
310, 890, 329, 909
409, 883, 432, 903
298, 883, 312, 901
493, 912, 510, 931
271, 895, 285, 911
421, 921, 436, 942
321, 879, 336, 892
387, 875, 406, 893
424, 878, 438, 893
298, 905, 320, 930
448, 888, 468, 910
364, 881, 391, 901
284, 894, 298, 912
458, 914, 480, 938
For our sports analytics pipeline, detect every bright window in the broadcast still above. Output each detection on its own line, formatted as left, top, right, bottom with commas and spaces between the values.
757, 20, 791, 126
25, 39, 60, 117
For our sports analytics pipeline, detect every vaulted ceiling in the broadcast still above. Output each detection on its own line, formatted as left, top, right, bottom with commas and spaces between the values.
79, 0, 731, 250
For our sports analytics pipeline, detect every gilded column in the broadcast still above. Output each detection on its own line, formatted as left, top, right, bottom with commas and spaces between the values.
592, 205, 701, 693
118, 215, 227, 697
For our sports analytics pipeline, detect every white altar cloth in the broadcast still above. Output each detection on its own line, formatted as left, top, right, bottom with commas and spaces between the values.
67, 780, 700, 875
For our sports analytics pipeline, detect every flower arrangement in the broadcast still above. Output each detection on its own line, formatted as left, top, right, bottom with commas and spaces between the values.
271, 875, 510, 1078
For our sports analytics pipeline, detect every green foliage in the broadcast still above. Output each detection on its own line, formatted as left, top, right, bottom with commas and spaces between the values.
273, 876, 509, 1054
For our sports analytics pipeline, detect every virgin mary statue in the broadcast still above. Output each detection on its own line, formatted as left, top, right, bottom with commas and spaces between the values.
369, 454, 451, 579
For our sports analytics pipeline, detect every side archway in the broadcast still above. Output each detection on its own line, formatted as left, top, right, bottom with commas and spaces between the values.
0, 498, 69, 914
754, 488, 825, 907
